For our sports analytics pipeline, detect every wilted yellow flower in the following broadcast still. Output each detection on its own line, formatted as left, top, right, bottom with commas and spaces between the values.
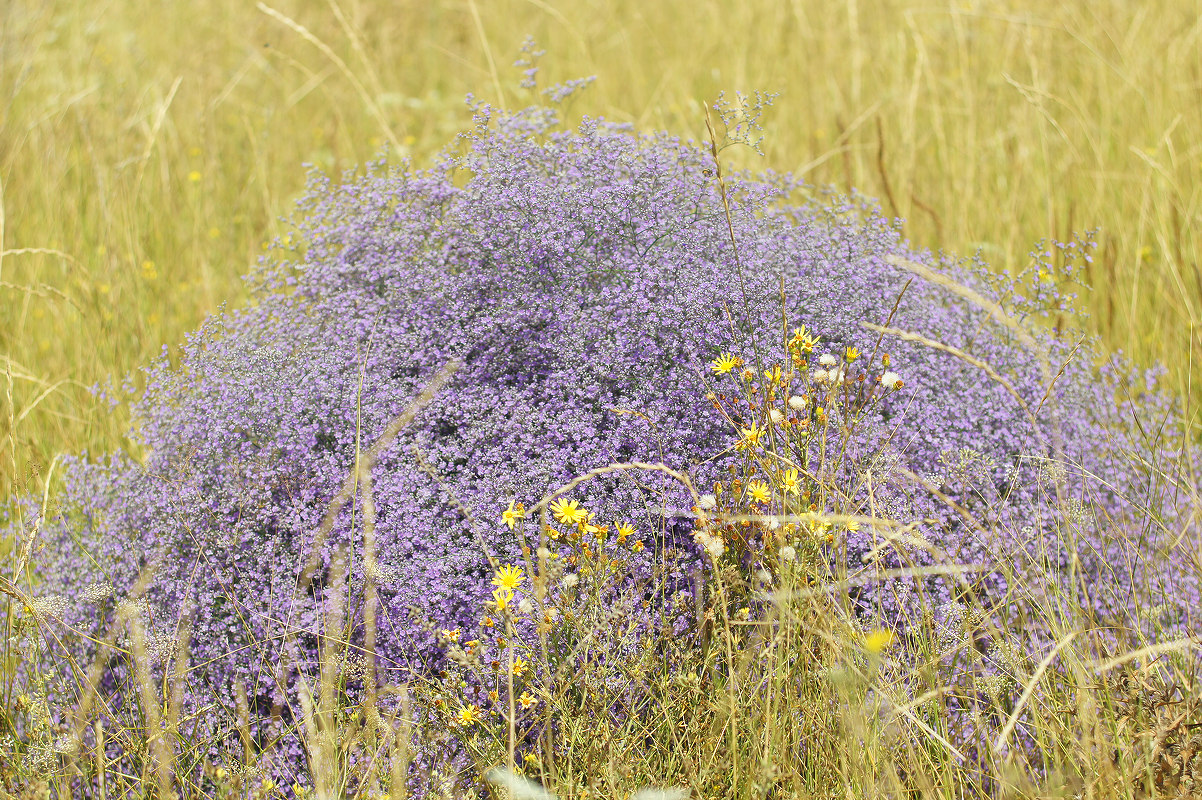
736, 422, 764, 452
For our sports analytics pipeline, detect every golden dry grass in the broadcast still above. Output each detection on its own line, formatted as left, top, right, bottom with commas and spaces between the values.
1, 0, 1199, 503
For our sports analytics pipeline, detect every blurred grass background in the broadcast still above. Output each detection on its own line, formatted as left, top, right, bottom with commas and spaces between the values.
1, 0, 1199, 503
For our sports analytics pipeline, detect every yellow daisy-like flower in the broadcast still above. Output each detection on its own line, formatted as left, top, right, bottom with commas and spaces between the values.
492, 564, 526, 592
763, 365, 782, 385
440, 628, 461, 642
863, 629, 895, 654
789, 325, 820, 352
710, 352, 741, 374
550, 497, 587, 525
502, 499, 526, 530
781, 468, 801, 496
845, 346, 860, 362
481, 615, 495, 628
519, 691, 536, 710
615, 521, 636, 544
746, 480, 771, 504
456, 704, 482, 726
512, 656, 529, 677
631, 540, 645, 553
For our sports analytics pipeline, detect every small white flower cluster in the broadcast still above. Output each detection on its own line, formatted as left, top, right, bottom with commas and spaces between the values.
976, 673, 1015, 701
935, 601, 967, 649
142, 629, 179, 666
81, 581, 114, 603
116, 596, 154, 624
30, 594, 69, 620
693, 529, 726, 560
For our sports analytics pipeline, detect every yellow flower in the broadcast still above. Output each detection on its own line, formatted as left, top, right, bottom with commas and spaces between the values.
577, 510, 601, 537
763, 365, 782, 385
188, 170, 202, 183
631, 540, 645, 553
615, 521, 636, 544
789, 325, 820, 352
519, 691, 536, 709
440, 628, 460, 642
550, 497, 587, 525
492, 564, 526, 592
845, 346, 860, 362
488, 689, 499, 702
456, 704, 482, 726
710, 352, 741, 374
481, 615, 495, 628
736, 421, 764, 452
746, 480, 771, 504
781, 468, 800, 496
512, 656, 528, 676
863, 629, 895, 654
502, 499, 526, 530
492, 589, 514, 614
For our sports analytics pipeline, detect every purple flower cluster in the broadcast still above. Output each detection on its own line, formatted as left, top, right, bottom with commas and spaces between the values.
14, 99, 1199, 780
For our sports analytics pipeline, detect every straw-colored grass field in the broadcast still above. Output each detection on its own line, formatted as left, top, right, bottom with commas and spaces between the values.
2, 1, 1201, 797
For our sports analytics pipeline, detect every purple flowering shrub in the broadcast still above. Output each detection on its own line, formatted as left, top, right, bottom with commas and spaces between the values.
14, 96, 1200, 783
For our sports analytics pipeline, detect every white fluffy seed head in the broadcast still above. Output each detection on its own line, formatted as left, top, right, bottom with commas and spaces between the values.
788, 395, 807, 411
818, 353, 838, 367
697, 494, 717, 511
769, 408, 785, 426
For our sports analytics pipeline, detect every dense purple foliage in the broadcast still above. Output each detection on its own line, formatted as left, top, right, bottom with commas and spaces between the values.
13, 100, 1199, 781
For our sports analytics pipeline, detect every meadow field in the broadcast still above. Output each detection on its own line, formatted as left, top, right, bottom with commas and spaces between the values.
2, 0, 1201, 797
